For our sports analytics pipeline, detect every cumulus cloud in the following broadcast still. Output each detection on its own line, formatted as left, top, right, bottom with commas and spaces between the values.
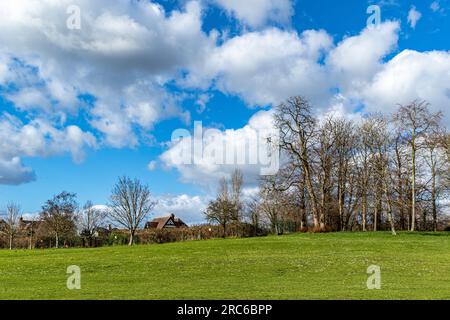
161, 20, 450, 186
160, 110, 278, 186
0, 113, 96, 184
408, 6, 422, 29
0, 157, 36, 185
0, 0, 212, 182
153, 194, 209, 225
326, 21, 400, 94
212, 0, 293, 28
0, 0, 212, 147
1, 1, 449, 189
185, 28, 334, 108
361, 50, 450, 121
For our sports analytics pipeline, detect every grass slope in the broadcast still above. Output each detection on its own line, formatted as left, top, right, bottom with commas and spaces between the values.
1, 232, 450, 300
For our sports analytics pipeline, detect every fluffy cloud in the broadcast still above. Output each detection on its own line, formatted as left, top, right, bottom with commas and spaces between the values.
0, 113, 96, 184
0, 0, 213, 182
326, 22, 400, 94
160, 110, 278, 186
0, 157, 35, 185
361, 50, 450, 120
153, 194, 209, 225
0, 0, 212, 146
0, 114, 96, 162
1, 1, 449, 188
161, 20, 450, 186
186, 28, 334, 108
212, 0, 293, 28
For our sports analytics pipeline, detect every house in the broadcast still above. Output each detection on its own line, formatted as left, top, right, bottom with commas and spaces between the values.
145, 214, 188, 230
18, 217, 43, 234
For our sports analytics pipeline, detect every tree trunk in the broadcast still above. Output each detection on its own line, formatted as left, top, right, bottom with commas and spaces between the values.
411, 135, 416, 232
128, 231, 135, 246
362, 194, 367, 232
55, 233, 59, 249
383, 178, 397, 236
432, 164, 438, 232
304, 166, 321, 230
374, 206, 378, 232
9, 234, 13, 250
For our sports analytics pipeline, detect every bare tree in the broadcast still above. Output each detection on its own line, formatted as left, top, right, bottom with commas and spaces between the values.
205, 178, 235, 237
356, 119, 376, 231
259, 177, 285, 235
246, 197, 261, 236
423, 131, 446, 231
394, 100, 442, 231
230, 169, 244, 223
77, 201, 107, 247
108, 176, 156, 246
41, 192, 78, 248
5, 202, 21, 250
274, 96, 322, 230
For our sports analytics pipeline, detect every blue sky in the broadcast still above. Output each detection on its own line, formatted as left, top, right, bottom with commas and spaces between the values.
0, 0, 448, 223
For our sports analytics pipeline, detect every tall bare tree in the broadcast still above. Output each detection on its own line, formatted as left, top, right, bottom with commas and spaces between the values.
77, 201, 107, 247
274, 96, 322, 230
259, 177, 286, 235
230, 169, 244, 223
108, 177, 156, 246
423, 131, 447, 231
205, 178, 235, 237
5, 202, 21, 250
394, 100, 442, 231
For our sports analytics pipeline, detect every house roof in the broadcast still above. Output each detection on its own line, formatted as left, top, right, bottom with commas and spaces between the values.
146, 214, 187, 229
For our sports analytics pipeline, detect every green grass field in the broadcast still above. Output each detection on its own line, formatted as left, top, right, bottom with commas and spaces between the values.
1, 232, 450, 300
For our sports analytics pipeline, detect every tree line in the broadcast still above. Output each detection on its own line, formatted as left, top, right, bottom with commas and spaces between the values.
2, 97, 450, 249
0, 177, 156, 249
205, 98, 450, 236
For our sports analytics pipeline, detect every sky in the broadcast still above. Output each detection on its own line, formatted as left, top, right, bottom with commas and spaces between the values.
0, 0, 449, 224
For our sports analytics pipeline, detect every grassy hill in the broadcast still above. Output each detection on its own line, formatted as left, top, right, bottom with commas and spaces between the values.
1, 232, 450, 300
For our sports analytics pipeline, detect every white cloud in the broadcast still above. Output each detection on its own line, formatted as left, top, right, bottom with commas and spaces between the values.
407, 6, 422, 29
430, 1, 440, 12
326, 22, 400, 94
186, 28, 334, 108
1, 1, 449, 188
0, 0, 213, 147
0, 113, 96, 184
360, 50, 450, 122
0, 0, 213, 181
0, 157, 35, 185
160, 110, 277, 187
212, 0, 293, 28
164, 21, 450, 186
153, 194, 209, 225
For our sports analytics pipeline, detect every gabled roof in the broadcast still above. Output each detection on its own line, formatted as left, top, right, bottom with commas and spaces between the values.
145, 214, 188, 229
